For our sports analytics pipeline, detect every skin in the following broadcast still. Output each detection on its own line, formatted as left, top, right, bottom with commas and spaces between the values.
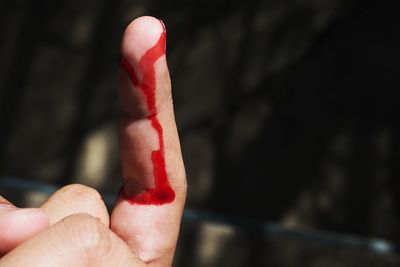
0, 16, 186, 267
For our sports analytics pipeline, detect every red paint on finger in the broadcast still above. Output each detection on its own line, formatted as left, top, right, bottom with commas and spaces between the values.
120, 20, 175, 205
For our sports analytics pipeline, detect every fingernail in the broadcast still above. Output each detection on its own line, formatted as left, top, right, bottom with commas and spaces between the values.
0, 195, 13, 206
159, 19, 166, 31
158, 19, 167, 51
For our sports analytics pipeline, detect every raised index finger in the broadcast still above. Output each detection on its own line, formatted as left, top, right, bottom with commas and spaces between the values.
111, 16, 186, 266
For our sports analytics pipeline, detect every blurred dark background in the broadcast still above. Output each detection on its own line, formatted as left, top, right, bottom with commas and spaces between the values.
1, 0, 400, 266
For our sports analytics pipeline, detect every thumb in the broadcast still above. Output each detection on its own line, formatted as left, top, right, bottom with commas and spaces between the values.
0, 213, 145, 267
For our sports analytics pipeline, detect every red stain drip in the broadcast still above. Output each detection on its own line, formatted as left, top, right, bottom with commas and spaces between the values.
120, 21, 175, 205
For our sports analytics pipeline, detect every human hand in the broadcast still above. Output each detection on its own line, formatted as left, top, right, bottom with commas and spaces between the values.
0, 16, 186, 266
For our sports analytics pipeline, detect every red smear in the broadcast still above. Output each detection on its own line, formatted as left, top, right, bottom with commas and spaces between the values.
120, 20, 175, 205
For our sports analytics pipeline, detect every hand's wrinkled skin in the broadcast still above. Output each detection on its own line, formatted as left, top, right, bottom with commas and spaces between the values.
0, 16, 186, 267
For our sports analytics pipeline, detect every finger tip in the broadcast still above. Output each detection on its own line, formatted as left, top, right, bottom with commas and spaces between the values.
41, 184, 109, 227
122, 16, 165, 62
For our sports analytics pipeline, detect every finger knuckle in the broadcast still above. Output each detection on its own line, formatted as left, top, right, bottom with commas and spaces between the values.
63, 213, 112, 258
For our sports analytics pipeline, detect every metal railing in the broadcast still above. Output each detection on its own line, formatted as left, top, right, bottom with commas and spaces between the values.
0, 175, 398, 256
